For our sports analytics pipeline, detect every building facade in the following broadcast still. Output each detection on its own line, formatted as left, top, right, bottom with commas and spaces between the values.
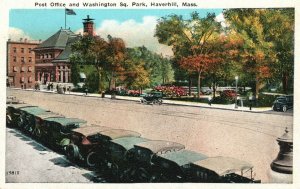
33, 15, 95, 85
7, 39, 41, 88
33, 29, 79, 84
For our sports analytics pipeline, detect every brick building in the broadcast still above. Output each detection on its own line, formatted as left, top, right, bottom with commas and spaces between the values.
33, 15, 94, 85
6, 38, 41, 88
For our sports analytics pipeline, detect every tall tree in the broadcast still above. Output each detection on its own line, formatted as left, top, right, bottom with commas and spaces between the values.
223, 8, 294, 96
155, 12, 222, 98
262, 9, 294, 93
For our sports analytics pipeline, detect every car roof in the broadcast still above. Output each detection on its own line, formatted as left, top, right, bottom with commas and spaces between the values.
20, 106, 50, 115
7, 103, 36, 109
157, 149, 208, 166
35, 113, 65, 119
192, 156, 253, 176
43, 117, 87, 126
72, 125, 113, 136
134, 140, 185, 154
99, 129, 141, 140
111, 137, 149, 150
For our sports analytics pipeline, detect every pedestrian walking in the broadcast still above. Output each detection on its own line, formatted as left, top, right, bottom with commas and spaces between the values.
208, 96, 212, 106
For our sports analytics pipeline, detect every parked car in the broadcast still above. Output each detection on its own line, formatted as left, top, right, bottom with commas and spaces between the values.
65, 125, 113, 166
40, 117, 87, 149
18, 106, 52, 133
150, 149, 208, 182
272, 95, 293, 112
123, 140, 185, 182
31, 113, 65, 139
100, 136, 150, 181
6, 103, 36, 128
85, 129, 142, 169
6, 96, 22, 104
189, 156, 261, 183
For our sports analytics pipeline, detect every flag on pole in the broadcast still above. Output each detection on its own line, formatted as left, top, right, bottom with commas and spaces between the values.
66, 8, 76, 15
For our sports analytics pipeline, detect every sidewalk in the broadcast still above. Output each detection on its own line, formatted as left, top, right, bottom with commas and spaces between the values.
14, 88, 272, 113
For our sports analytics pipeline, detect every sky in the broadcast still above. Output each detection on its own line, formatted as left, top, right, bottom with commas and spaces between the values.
9, 9, 224, 56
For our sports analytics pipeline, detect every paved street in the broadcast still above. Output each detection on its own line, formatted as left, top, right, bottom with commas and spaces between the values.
6, 88, 293, 183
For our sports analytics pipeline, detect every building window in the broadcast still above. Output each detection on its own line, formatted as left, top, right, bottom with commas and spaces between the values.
29, 48, 32, 53
13, 66, 18, 72
13, 56, 17, 62
20, 77, 25, 83
29, 57, 32, 62
46, 54, 49, 58
49, 54, 53, 58
28, 76, 33, 83
13, 47, 17, 53
21, 67, 26, 72
28, 66, 32, 72
21, 48, 24, 53
21, 57, 25, 63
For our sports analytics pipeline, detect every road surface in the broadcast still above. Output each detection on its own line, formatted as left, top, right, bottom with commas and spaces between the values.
6, 88, 293, 183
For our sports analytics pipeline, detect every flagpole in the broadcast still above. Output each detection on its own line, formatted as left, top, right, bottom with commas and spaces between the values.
65, 8, 66, 29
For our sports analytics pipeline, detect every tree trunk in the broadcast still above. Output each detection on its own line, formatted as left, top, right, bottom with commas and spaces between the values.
197, 71, 201, 98
188, 77, 192, 96
255, 76, 259, 99
213, 81, 216, 98
282, 72, 288, 94
97, 68, 103, 94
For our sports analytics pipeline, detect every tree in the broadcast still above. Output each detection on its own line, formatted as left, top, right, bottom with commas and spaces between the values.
223, 8, 294, 96
69, 56, 81, 87
155, 12, 222, 98
71, 36, 109, 93
124, 47, 174, 87
71, 35, 128, 93
262, 9, 294, 93
106, 35, 126, 90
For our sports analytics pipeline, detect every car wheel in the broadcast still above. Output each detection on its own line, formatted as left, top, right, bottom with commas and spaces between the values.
86, 151, 98, 168
6, 114, 12, 127
66, 144, 80, 161
282, 105, 287, 112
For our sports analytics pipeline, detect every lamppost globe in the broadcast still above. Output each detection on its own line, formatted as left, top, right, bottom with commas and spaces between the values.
235, 76, 238, 80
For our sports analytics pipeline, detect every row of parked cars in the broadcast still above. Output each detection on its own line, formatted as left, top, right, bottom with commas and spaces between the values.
6, 96, 261, 183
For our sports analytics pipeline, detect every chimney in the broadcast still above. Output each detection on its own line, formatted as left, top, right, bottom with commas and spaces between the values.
20, 38, 23, 42
83, 15, 95, 36
24, 38, 27, 42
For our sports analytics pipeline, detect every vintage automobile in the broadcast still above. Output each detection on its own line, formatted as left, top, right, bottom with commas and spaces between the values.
99, 136, 150, 181
149, 149, 208, 182
6, 96, 22, 104
188, 156, 261, 183
17, 106, 52, 133
6, 103, 37, 128
31, 113, 65, 139
272, 95, 293, 112
123, 140, 185, 182
140, 91, 163, 105
40, 117, 87, 150
65, 125, 113, 165
85, 129, 142, 169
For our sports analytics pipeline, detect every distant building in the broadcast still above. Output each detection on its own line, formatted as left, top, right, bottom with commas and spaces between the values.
32, 15, 95, 85
33, 28, 80, 84
6, 38, 41, 88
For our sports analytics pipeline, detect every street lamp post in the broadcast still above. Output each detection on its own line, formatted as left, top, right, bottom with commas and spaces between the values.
235, 76, 238, 109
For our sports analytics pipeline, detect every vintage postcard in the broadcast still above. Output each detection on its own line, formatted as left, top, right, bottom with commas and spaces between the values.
1, 0, 299, 189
